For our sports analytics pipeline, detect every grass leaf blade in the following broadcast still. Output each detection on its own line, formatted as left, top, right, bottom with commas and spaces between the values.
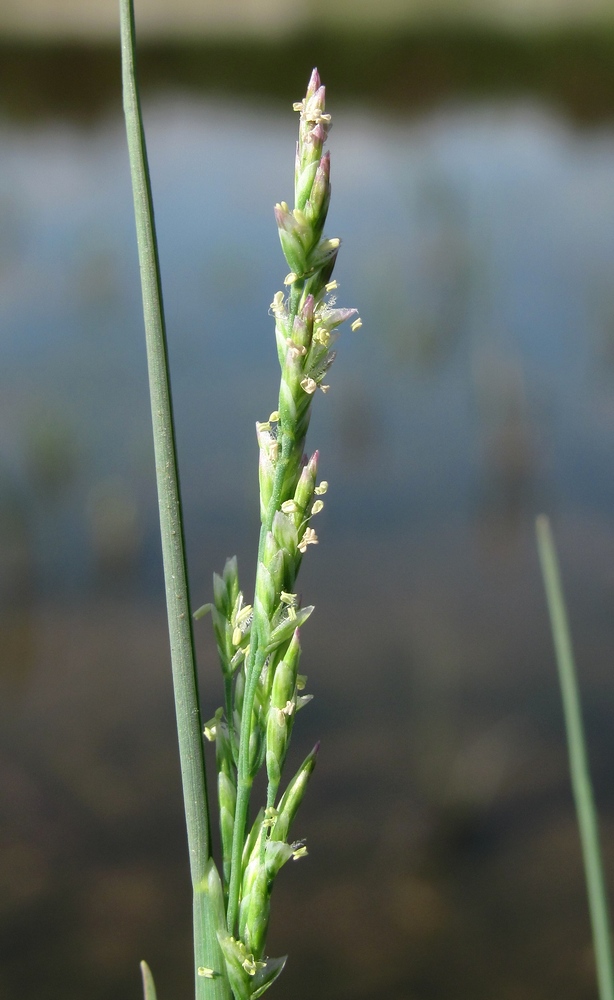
536, 514, 614, 1000
119, 2, 228, 996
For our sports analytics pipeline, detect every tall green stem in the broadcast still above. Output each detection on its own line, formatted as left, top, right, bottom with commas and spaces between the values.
120, 2, 229, 997
536, 515, 614, 1000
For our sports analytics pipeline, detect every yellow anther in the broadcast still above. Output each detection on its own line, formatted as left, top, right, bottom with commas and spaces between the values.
263, 806, 278, 827
197, 968, 215, 979
325, 280, 338, 292
314, 481, 328, 495
288, 342, 307, 357
311, 500, 324, 515
242, 955, 265, 976
300, 377, 317, 395
235, 604, 253, 625
298, 527, 318, 552
284, 272, 298, 285
351, 318, 363, 331
281, 500, 298, 514
269, 410, 280, 422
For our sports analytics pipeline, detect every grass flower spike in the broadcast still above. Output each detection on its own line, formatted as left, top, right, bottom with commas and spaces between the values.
204, 68, 360, 997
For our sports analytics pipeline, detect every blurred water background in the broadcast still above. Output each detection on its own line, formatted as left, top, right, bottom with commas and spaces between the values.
3, 4, 614, 1000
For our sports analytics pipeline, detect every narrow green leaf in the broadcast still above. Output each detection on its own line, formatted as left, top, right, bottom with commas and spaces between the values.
536, 515, 614, 1000
119, 1, 229, 997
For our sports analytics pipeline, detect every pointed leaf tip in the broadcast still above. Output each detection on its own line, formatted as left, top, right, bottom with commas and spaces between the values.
251, 955, 288, 999
140, 961, 158, 1000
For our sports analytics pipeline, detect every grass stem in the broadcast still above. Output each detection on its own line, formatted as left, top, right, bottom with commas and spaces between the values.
536, 514, 614, 1000
120, 2, 230, 996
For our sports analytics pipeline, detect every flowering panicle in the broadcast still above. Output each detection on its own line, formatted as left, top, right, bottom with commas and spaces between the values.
196, 69, 359, 1000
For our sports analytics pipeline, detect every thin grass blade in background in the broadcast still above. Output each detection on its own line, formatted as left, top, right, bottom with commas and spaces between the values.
536, 514, 614, 1000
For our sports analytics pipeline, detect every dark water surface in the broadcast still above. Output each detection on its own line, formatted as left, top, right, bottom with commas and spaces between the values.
2, 39, 614, 1000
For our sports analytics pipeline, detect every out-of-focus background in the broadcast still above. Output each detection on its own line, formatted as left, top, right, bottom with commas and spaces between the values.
2, 2, 614, 999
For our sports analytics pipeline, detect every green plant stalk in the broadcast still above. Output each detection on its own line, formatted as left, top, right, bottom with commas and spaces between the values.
536, 514, 614, 1000
120, 2, 229, 997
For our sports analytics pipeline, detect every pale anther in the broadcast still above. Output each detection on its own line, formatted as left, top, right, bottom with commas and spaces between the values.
236, 604, 253, 625
289, 342, 307, 357
298, 527, 318, 552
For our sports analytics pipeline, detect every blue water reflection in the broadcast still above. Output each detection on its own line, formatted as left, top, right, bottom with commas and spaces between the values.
3, 94, 614, 1000
3, 98, 614, 593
